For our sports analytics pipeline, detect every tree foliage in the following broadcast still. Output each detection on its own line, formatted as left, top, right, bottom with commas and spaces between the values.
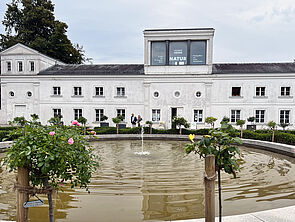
205, 116, 217, 128
172, 116, 190, 135
0, 0, 84, 64
4, 116, 99, 191
185, 124, 242, 177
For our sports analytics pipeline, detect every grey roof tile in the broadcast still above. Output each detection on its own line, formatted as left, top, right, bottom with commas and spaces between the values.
212, 63, 295, 74
38, 64, 144, 75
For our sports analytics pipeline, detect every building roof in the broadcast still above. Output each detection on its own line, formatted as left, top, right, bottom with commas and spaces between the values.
37, 63, 295, 76
212, 63, 295, 74
38, 64, 145, 75
144, 28, 215, 32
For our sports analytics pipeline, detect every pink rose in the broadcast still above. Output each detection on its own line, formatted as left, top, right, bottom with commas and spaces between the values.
77, 123, 81, 126
72, 120, 78, 125
68, 138, 74, 145
91, 131, 95, 134
49, 131, 55, 136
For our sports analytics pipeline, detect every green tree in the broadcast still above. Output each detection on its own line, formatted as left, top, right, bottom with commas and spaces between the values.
247, 117, 255, 129
112, 117, 121, 134
0, 0, 84, 64
172, 116, 190, 135
4, 116, 98, 222
186, 124, 242, 221
205, 116, 217, 128
77, 116, 87, 135
279, 123, 289, 132
236, 120, 245, 138
145, 121, 153, 134
267, 121, 277, 142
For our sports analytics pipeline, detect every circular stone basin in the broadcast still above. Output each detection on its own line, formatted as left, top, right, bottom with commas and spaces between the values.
0, 140, 295, 222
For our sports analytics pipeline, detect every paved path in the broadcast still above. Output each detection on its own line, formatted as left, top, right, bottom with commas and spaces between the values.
169, 205, 295, 222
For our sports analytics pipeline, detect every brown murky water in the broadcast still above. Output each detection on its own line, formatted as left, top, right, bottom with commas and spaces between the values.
0, 140, 295, 222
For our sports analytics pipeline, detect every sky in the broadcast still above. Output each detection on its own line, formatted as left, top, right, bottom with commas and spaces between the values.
1, 0, 295, 64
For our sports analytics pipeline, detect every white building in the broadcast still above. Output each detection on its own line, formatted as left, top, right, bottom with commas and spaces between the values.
1, 28, 295, 129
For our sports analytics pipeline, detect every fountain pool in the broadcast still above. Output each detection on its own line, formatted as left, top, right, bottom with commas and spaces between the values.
0, 140, 295, 222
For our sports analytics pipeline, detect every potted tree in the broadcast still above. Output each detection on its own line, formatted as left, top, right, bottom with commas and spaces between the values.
112, 117, 121, 134
117, 115, 126, 129
77, 116, 87, 135
172, 116, 190, 135
247, 117, 256, 130
279, 122, 289, 132
205, 117, 217, 128
145, 121, 153, 134
100, 115, 109, 127
267, 121, 277, 142
236, 120, 245, 138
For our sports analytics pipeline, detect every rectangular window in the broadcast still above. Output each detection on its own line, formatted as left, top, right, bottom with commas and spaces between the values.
95, 87, 104, 96
7, 61, 11, 71
169, 41, 187, 66
231, 110, 241, 123
74, 109, 82, 120
116, 87, 125, 97
18, 61, 23, 72
281, 87, 290, 96
151, 40, 207, 66
190, 41, 206, 65
95, 109, 104, 122
30, 61, 35, 71
194, 109, 203, 122
74, 87, 82, 96
152, 109, 161, 121
151, 42, 166, 66
53, 87, 61, 95
255, 110, 265, 123
116, 109, 125, 121
53, 108, 62, 118
256, 87, 265, 97
232, 87, 241, 97
280, 110, 290, 124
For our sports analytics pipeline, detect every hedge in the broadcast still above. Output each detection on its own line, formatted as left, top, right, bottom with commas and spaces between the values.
0, 130, 20, 142
0, 126, 17, 131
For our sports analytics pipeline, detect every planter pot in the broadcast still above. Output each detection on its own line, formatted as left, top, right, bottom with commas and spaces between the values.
118, 123, 126, 129
100, 122, 109, 127
246, 125, 256, 130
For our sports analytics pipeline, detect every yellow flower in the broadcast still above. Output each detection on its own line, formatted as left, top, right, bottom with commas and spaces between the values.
204, 135, 211, 138
189, 134, 195, 142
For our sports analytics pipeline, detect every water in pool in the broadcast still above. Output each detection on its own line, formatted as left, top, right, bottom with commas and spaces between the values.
0, 140, 294, 221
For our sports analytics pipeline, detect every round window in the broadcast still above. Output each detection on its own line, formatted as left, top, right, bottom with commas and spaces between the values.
27, 91, 32, 97
153, 91, 159, 98
196, 91, 201, 97
9, 91, 14, 97
174, 91, 180, 98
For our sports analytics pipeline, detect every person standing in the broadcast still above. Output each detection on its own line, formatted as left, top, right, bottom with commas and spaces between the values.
137, 115, 142, 127
131, 113, 137, 128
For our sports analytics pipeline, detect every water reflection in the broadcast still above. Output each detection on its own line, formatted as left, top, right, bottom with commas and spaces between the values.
0, 142, 295, 221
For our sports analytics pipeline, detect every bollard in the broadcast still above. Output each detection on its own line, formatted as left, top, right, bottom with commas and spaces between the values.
17, 167, 29, 222
204, 155, 216, 222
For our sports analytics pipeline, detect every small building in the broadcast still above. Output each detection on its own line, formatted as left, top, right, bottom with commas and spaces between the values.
1, 28, 295, 129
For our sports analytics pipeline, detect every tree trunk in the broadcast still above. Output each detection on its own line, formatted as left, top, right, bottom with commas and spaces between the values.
179, 127, 182, 135
218, 168, 222, 222
150, 125, 152, 134
116, 124, 119, 134
272, 129, 275, 142
240, 127, 243, 138
204, 155, 216, 222
17, 167, 29, 222
44, 178, 54, 222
